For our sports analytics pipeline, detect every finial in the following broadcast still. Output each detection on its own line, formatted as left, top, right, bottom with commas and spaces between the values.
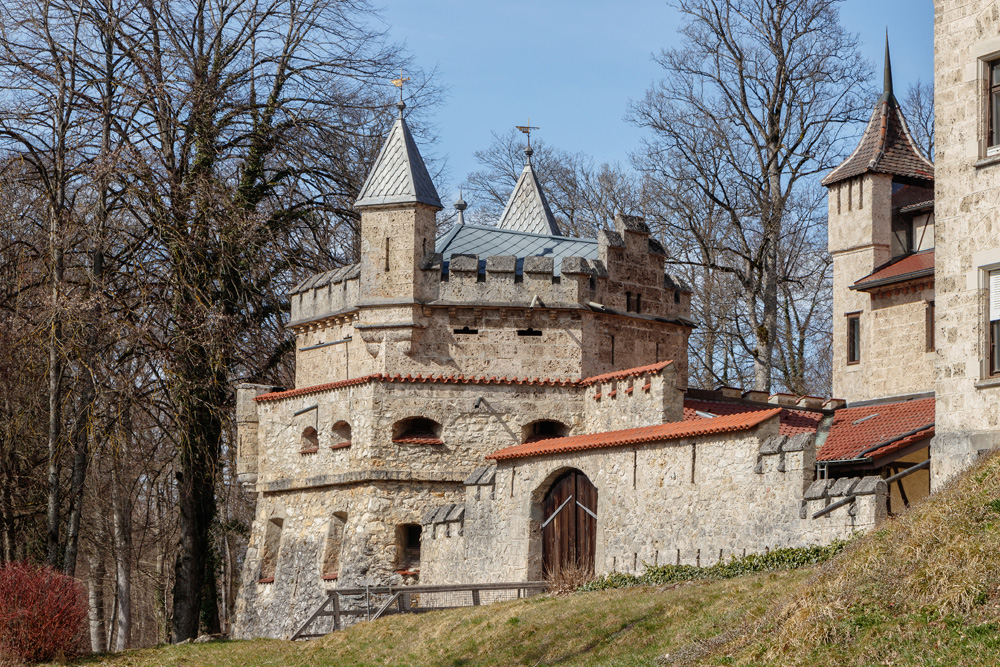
516, 120, 540, 165
455, 188, 467, 225
392, 66, 411, 118
881, 30, 895, 104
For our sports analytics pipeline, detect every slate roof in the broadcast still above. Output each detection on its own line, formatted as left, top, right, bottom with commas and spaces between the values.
289, 263, 360, 296
822, 43, 933, 187
683, 399, 824, 438
851, 250, 934, 292
816, 396, 935, 463
355, 109, 442, 209
496, 162, 561, 235
487, 409, 782, 461
435, 224, 597, 275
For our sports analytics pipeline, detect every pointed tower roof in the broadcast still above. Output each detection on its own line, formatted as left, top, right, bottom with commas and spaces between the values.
356, 102, 442, 209
496, 147, 561, 235
822, 37, 934, 188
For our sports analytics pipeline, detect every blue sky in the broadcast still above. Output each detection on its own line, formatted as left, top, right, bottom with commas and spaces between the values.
377, 0, 934, 203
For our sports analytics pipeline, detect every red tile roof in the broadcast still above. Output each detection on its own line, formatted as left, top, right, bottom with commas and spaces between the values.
852, 250, 934, 291
255, 372, 579, 402
581, 360, 673, 386
822, 95, 934, 187
487, 409, 782, 461
683, 399, 823, 437
255, 360, 677, 402
817, 397, 935, 462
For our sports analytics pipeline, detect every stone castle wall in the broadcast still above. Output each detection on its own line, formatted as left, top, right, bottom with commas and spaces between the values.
932, 0, 1000, 488
419, 417, 885, 586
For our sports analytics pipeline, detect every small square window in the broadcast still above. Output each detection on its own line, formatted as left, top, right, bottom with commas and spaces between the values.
846, 313, 861, 365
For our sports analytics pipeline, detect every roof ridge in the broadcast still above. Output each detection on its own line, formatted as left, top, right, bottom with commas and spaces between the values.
487, 408, 782, 461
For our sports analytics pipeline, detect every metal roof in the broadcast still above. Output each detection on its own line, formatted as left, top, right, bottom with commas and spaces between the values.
436, 224, 597, 274
496, 161, 561, 235
355, 107, 442, 209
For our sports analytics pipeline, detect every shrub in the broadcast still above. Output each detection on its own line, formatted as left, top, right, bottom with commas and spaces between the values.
0, 562, 87, 663
579, 541, 850, 592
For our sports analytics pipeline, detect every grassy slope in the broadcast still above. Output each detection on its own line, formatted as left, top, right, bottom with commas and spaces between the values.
71, 454, 1000, 667
707, 452, 1000, 667
74, 571, 804, 667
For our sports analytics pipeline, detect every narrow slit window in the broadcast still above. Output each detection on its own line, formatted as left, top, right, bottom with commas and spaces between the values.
635, 293, 642, 314
925, 301, 935, 353
516, 328, 542, 337
454, 326, 479, 335
847, 314, 861, 365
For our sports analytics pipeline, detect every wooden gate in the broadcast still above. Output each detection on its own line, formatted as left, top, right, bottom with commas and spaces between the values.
541, 470, 597, 577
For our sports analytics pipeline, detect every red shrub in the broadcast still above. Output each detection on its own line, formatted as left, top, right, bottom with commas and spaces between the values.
0, 562, 87, 663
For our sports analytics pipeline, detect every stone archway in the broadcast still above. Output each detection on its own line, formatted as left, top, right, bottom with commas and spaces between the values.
541, 469, 597, 578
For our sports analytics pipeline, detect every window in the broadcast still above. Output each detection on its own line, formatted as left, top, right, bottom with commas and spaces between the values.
516, 328, 542, 337
990, 60, 1000, 151
626, 291, 633, 311
846, 313, 861, 365
926, 301, 935, 353
300, 426, 319, 453
990, 271, 1000, 376
259, 516, 283, 583
393, 417, 443, 444
321, 514, 347, 580
331, 421, 351, 448
635, 293, 642, 314
523, 420, 569, 443
396, 524, 421, 572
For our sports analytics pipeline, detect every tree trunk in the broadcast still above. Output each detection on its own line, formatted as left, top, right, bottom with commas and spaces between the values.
88, 546, 107, 653
46, 203, 63, 567
111, 468, 131, 652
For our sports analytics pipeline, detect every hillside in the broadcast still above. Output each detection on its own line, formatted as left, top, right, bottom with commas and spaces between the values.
70, 453, 1000, 667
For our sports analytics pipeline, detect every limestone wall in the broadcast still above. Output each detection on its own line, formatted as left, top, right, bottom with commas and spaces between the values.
864, 286, 936, 398
419, 419, 886, 586
932, 0, 1000, 488
584, 364, 683, 431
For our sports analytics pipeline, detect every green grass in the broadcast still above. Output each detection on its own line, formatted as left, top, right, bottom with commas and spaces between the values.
70, 570, 804, 667
64, 453, 1000, 667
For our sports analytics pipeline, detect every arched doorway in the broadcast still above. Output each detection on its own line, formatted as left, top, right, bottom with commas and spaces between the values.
541, 470, 597, 578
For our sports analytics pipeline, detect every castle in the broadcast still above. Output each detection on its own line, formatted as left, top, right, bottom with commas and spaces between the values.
231, 4, 1000, 637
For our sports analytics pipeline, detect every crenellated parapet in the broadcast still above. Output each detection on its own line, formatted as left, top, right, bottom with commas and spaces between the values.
288, 265, 361, 330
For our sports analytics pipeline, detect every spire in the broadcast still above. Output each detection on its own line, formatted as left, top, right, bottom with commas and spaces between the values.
496, 160, 561, 236
355, 107, 442, 210
880, 31, 895, 104
821, 32, 933, 188
455, 188, 467, 226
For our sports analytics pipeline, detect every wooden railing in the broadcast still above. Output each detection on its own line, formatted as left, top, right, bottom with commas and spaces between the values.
291, 582, 548, 640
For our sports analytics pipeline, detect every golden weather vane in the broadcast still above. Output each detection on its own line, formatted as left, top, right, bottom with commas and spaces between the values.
515, 119, 540, 149
391, 67, 411, 104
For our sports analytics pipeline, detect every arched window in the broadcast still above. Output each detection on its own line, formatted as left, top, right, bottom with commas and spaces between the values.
259, 516, 283, 583
300, 426, 319, 453
321, 513, 347, 581
331, 421, 351, 449
523, 420, 569, 444
393, 417, 443, 445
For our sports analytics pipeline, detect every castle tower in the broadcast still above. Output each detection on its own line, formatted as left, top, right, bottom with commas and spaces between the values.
354, 100, 443, 363
823, 38, 935, 404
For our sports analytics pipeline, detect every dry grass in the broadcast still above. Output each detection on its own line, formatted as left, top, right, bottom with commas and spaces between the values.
706, 452, 1000, 666
545, 563, 596, 594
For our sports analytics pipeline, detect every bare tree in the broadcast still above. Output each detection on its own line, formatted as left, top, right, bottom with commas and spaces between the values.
905, 79, 935, 160
631, 0, 870, 391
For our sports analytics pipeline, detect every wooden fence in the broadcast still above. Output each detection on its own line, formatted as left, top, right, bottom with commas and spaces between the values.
291, 582, 549, 640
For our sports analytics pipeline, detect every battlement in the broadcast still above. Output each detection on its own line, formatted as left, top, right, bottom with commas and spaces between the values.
289, 265, 360, 329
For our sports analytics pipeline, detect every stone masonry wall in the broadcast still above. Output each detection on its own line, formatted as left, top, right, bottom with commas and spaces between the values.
932, 0, 1000, 488
419, 417, 886, 586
